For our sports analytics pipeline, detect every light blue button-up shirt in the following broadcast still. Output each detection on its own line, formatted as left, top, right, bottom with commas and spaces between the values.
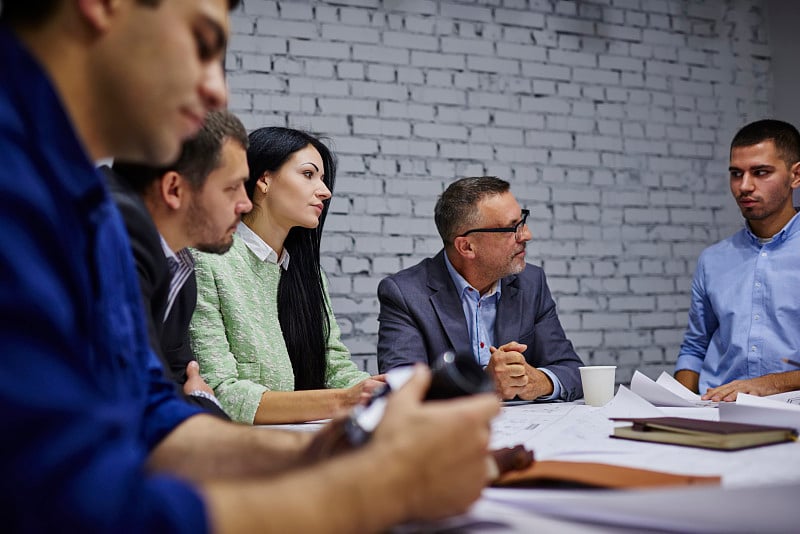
443, 254, 562, 400
676, 211, 800, 393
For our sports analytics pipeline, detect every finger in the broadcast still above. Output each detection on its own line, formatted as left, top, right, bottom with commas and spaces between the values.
505, 363, 526, 377
186, 360, 200, 378
722, 391, 739, 402
490, 351, 525, 365
485, 456, 500, 482
498, 341, 527, 353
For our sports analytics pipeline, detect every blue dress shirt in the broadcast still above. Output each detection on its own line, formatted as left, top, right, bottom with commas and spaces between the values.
675, 212, 800, 393
443, 254, 563, 400
0, 27, 206, 532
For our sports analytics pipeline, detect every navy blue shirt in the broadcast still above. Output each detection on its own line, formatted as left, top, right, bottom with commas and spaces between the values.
0, 27, 208, 532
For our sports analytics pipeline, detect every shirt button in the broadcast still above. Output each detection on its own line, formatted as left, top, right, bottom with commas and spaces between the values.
754, 314, 759, 320
761, 252, 767, 257
480, 342, 485, 349
755, 282, 761, 288
751, 345, 757, 352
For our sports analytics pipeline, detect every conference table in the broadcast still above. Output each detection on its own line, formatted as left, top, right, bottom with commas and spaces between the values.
274, 398, 800, 533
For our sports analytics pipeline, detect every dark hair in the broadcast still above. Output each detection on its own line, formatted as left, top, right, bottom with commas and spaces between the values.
731, 119, 800, 168
1, 0, 241, 27
113, 109, 248, 192
245, 127, 337, 391
434, 176, 510, 246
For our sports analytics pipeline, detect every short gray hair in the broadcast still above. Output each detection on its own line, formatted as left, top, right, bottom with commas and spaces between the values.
434, 176, 510, 246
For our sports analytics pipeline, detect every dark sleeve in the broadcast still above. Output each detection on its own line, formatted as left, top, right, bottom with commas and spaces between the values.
525, 269, 584, 401
104, 167, 170, 366
0, 164, 207, 533
163, 272, 199, 384
377, 275, 430, 372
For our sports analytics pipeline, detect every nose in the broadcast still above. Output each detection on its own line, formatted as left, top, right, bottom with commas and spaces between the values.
739, 173, 756, 193
200, 61, 228, 112
317, 181, 332, 200
238, 189, 253, 214
517, 223, 532, 242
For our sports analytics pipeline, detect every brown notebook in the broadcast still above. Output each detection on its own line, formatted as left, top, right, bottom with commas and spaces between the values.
610, 417, 798, 451
493, 459, 720, 489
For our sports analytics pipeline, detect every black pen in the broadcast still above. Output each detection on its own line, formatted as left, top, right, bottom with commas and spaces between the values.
782, 358, 800, 368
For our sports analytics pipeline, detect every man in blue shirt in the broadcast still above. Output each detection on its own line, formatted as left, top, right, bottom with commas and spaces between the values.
675, 119, 800, 401
0, 1, 498, 531
378, 177, 584, 401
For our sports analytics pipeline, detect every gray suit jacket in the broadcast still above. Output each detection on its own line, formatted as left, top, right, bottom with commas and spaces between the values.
377, 250, 583, 401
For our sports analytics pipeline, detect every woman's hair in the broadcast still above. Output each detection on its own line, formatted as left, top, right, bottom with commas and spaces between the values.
245, 127, 337, 390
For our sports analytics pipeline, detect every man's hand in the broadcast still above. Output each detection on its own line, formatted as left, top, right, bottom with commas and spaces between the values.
486, 341, 553, 400
372, 365, 500, 521
702, 371, 800, 401
183, 360, 215, 397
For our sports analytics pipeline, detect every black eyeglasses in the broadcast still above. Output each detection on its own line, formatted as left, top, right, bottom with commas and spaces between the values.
458, 209, 529, 241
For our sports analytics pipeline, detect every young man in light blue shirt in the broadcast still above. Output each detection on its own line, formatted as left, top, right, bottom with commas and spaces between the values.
675, 119, 800, 401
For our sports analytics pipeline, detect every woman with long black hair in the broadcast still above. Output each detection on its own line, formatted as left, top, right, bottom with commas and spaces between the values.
189, 127, 383, 424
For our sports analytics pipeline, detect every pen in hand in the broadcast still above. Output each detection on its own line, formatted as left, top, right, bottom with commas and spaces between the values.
782, 358, 800, 368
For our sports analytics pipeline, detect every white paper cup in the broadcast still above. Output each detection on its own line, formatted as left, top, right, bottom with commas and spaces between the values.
579, 366, 616, 407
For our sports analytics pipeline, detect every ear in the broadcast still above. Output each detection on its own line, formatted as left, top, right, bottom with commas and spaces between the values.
790, 161, 800, 190
159, 171, 186, 211
452, 236, 476, 260
77, 0, 122, 33
257, 173, 270, 195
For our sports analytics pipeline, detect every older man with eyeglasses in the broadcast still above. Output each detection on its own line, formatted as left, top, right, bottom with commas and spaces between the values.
377, 176, 584, 401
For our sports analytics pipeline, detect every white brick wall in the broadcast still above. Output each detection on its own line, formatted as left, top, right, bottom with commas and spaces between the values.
226, 0, 772, 382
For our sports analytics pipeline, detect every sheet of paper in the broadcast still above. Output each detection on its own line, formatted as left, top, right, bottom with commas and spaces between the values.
490, 403, 586, 449
764, 389, 800, 405
737, 392, 800, 411
630, 370, 715, 407
718, 394, 800, 433
655, 371, 700, 400
482, 484, 800, 533
599, 385, 663, 419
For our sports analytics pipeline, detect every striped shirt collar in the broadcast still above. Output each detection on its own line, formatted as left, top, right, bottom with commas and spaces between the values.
159, 235, 195, 322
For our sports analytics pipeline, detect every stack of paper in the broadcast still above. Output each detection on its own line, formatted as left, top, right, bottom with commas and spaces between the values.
630, 370, 716, 407
720, 393, 800, 433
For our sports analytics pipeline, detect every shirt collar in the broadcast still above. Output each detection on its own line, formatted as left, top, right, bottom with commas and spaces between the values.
236, 221, 290, 270
159, 234, 194, 270
159, 235, 177, 262
443, 251, 501, 299
743, 209, 800, 245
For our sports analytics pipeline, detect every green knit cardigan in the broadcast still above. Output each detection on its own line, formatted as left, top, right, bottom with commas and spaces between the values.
189, 236, 368, 423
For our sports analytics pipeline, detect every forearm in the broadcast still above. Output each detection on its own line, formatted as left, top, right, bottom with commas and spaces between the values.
254, 389, 355, 425
675, 369, 700, 393
773, 370, 800, 392
202, 442, 405, 534
147, 414, 312, 480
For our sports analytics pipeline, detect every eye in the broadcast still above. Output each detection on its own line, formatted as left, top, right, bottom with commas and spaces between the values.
303, 170, 314, 178
194, 30, 215, 61
730, 171, 743, 179
753, 169, 770, 177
